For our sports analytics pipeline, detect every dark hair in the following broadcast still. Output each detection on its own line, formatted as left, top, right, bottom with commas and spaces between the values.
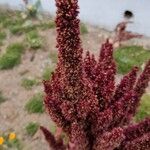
124, 10, 134, 19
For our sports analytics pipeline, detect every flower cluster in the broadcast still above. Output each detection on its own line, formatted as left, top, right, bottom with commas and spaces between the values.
0, 132, 16, 146
41, 0, 150, 149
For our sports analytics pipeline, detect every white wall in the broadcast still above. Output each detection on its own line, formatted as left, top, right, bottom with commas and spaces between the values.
0, 0, 150, 36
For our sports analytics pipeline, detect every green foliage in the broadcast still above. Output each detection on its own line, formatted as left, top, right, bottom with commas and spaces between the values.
49, 51, 58, 64
0, 11, 34, 35
0, 43, 24, 69
26, 30, 42, 49
0, 12, 7, 23
21, 78, 39, 90
5, 138, 22, 150
9, 24, 23, 35
114, 46, 150, 74
42, 66, 54, 80
26, 0, 41, 18
135, 94, 150, 122
50, 124, 56, 135
0, 32, 6, 41
38, 21, 55, 30
0, 91, 6, 104
0, 9, 55, 36
0, 32, 6, 46
80, 23, 88, 34
6, 17, 24, 34
27, 6, 37, 18
25, 93, 44, 113
22, 20, 36, 32
0, 12, 11, 28
25, 122, 39, 137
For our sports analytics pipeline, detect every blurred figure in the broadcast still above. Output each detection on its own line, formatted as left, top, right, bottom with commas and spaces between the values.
109, 10, 143, 48
113, 21, 143, 48
115, 21, 142, 41
23, 0, 28, 5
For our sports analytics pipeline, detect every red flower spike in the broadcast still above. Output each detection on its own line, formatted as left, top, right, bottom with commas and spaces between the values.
125, 60, 150, 118
44, 95, 67, 129
113, 67, 139, 103
123, 133, 150, 150
134, 60, 150, 99
92, 109, 113, 135
123, 118, 150, 142
41, 0, 150, 149
110, 90, 138, 127
94, 41, 116, 110
70, 122, 89, 150
118, 118, 150, 149
60, 100, 76, 122
99, 39, 113, 62
93, 127, 125, 150
84, 51, 97, 80
40, 126, 66, 150
84, 51, 92, 78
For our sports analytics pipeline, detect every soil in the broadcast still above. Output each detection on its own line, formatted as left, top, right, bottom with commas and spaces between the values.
0, 19, 150, 150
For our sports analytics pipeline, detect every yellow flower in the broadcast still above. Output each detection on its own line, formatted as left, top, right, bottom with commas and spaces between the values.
9, 133, 16, 140
0, 137, 4, 145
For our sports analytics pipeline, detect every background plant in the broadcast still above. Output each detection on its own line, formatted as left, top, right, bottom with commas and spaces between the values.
135, 94, 150, 122
0, 43, 24, 69
21, 77, 39, 90
23, 0, 42, 19
25, 122, 39, 137
114, 45, 150, 74
25, 93, 44, 114
0, 32, 6, 46
26, 30, 42, 49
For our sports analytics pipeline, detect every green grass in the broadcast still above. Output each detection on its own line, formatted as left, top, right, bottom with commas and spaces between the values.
0, 43, 24, 69
5, 16, 24, 34
21, 78, 39, 90
0, 91, 6, 104
9, 24, 23, 35
0, 12, 10, 28
5, 138, 22, 150
26, 30, 42, 49
0, 12, 7, 21
114, 46, 150, 74
0, 32, 6, 40
25, 122, 39, 137
25, 93, 44, 113
49, 51, 58, 64
0, 14, 34, 35
0, 10, 55, 36
0, 32, 6, 46
38, 20, 55, 30
50, 124, 56, 135
42, 66, 55, 80
80, 23, 88, 34
135, 94, 150, 122
23, 20, 36, 31
2, 15, 36, 35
